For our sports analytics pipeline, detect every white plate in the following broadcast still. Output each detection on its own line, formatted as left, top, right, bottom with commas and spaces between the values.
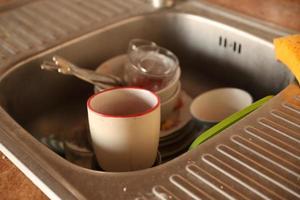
96, 54, 127, 77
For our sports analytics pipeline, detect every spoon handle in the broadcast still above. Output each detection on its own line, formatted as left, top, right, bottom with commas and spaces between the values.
53, 56, 124, 85
41, 56, 124, 90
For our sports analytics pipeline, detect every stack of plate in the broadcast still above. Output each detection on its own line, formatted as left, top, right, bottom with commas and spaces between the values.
158, 91, 204, 161
96, 54, 203, 162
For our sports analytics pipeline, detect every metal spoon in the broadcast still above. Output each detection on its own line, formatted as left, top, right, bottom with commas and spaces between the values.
41, 56, 125, 90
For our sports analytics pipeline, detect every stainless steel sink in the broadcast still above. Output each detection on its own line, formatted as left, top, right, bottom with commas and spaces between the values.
0, 1, 298, 199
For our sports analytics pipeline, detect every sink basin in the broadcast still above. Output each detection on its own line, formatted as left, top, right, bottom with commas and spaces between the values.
0, 1, 297, 199
0, 12, 292, 138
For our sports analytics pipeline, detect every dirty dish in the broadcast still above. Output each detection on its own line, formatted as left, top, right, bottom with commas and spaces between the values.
95, 54, 182, 120
95, 54, 181, 101
189, 96, 273, 149
190, 88, 253, 128
94, 54, 127, 91
87, 87, 160, 172
160, 90, 193, 137
157, 67, 181, 102
125, 42, 179, 92
161, 82, 181, 122
127, 38, 157, 52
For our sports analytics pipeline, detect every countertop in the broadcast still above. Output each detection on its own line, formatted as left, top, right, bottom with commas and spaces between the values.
204, 0, 300, 31
0, 154, 48, 199
0, 0, 299, 199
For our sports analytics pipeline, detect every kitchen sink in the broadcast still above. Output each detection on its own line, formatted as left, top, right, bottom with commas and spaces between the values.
0, 1, 298, 199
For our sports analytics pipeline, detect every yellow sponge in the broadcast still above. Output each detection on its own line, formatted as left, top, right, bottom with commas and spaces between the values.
274, 34, 300, 83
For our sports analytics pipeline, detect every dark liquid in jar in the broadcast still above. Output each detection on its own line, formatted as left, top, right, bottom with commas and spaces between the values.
128, 52, 176, 91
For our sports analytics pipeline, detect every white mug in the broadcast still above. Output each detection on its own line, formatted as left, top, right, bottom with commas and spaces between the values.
190, 87, 253, 128
87, 87, 160, 172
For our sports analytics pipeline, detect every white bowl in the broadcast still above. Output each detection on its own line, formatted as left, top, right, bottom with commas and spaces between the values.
160, 90, 192, 137
157, 67, 181, 102
190, 87, 253, 125
161, 82, 181, 122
